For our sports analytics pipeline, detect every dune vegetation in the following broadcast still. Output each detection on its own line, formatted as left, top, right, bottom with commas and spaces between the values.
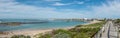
33, 21, 105, 38
114, 19, 120, 23
11, 35, 30, 38
114, 19, 120, 32
11, 21, 105, 38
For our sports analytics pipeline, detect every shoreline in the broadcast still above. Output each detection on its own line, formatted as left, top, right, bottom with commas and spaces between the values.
82, 20, 101, 25
0, 20, 101, 38
0, 27, 75, 38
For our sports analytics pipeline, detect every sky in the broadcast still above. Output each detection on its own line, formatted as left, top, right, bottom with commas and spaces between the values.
0, 0, 120, 19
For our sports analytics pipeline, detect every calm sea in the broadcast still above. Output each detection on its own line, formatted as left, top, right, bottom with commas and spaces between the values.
0, 20, 86, 31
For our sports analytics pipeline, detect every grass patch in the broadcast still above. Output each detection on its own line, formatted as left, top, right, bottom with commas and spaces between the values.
115, 19, 120, 23
70, 22, 105, 38
34, 21, 105, 38
11, 21, 105, 38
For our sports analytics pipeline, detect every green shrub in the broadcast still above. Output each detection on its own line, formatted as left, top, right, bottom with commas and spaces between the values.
36, 33, 52, 38
115, 19, 120, 23
70, 22, 105, 37
52, 32, 71, 38
35, 21, 105, 38
73, 33, 89, 38
11, 35, 31, 38
52, 29, 72, 36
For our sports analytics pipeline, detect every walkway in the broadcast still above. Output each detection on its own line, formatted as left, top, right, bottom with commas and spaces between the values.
109, 21, 118, 38
101, 21, 118, 38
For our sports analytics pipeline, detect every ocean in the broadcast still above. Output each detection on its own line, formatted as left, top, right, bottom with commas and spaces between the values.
0, 19, 86, 31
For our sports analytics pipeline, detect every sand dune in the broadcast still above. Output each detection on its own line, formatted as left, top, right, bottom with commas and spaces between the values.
0, 20, 101, 38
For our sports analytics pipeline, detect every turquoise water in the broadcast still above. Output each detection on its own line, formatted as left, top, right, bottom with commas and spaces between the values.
0, 21, 86, 31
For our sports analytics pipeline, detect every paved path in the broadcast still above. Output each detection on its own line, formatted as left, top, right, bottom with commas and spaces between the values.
101, 21, 118, 38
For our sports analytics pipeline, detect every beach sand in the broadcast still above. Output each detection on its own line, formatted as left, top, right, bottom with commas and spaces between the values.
0, 20, 101, 38
0, 29, 53, 38
82, 20, 101, 25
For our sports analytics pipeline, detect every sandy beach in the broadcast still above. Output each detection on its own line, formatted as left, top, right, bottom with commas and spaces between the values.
0, 29, 53, 38
0, 27, 75, 38
82, 20, 101, 25
0, 20, 101, 38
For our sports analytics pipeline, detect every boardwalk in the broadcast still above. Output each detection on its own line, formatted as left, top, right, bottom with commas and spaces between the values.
109, 21, 118, 38
101, 21, 118, 38
101, 21, 109, 38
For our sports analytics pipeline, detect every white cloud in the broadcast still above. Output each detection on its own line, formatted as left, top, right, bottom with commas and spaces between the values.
91, 0, 120, 18
0, 0, 84, 19
52, 2, 69, 6
0, 0, 120, 19
77, 2, 84, 4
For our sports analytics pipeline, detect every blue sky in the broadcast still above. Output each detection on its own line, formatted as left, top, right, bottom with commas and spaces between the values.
0, 0, 120, 19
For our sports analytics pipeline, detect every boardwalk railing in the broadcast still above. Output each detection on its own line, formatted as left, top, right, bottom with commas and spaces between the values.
91, 21, 119, 38
114, 22, 119, 38
91, 26, 103, 38
91, 21, 108, 38
107, 22, 110, 38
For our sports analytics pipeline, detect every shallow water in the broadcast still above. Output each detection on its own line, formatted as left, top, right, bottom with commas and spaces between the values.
0, 20, 86, 31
